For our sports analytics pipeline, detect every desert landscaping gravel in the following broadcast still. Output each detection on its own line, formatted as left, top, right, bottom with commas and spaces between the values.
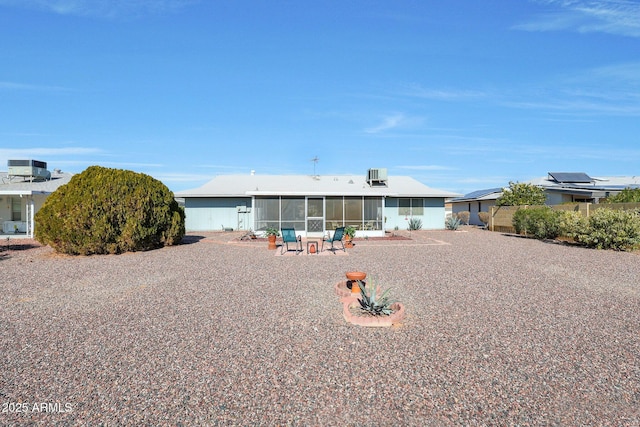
1, 228, 639, 426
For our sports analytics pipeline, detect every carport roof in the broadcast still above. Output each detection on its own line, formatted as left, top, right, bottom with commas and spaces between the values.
176, 174, 461, 198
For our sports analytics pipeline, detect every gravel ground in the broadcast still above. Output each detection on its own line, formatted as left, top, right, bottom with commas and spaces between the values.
1, 229, 639, 426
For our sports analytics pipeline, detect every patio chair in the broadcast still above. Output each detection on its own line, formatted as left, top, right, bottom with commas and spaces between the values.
321, 227, 345, 253
280, 228, 303, 255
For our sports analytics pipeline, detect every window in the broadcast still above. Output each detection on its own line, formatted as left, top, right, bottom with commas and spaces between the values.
399, 198, 424, 216
11, 197, 21, 221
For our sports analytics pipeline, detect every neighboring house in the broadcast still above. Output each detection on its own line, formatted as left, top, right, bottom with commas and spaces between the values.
451, 172, 640, 226
451, 188, 503, 226
175, 169, 461, 237
0, 160, 73, 238
529, 172, 640, 204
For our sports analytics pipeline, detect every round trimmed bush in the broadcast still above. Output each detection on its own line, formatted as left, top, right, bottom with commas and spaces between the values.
35, 166, 185, 255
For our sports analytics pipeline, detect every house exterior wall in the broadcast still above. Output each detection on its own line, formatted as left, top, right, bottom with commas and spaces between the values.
182, 195, 449, 234
184, 197, 253, 232
451, 200, 497, 226
545, 192, 571, 205
384, 197, 446, 230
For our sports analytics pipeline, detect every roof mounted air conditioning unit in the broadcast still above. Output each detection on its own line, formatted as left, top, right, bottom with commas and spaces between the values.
367, 168, 388, 186
7, 159, 51, 181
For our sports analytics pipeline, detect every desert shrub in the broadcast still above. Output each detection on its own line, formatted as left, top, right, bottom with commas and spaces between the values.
570, 208, 640, 251
408, 217, 422, 230
477, 211, 490, 226
558, 210, 586, 237
512, 206, 563, 239
455, 211, 470, 225
35, 166, 185, 255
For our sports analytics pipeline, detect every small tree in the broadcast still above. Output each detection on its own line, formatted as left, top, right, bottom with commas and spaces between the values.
35, 166, 185, 255
496, 181, 546, 206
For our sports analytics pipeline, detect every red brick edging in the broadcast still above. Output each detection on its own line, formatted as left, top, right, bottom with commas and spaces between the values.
334, 281, 405, 327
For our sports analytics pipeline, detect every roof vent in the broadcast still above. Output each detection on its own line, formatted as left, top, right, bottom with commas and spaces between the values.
367, 168, 388, 187
7, 159, 51, 181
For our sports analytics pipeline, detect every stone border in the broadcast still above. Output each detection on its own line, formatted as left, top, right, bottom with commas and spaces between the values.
334, 281, 405, 327
342, 301, 405, 327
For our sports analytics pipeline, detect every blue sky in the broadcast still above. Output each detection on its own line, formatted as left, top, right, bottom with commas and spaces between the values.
1, 0, 638, 195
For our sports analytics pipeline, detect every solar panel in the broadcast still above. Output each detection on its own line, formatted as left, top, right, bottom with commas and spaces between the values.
548, 172, 593, 183
458, 187, 503, 200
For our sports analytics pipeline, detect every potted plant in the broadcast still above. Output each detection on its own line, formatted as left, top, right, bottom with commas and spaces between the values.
263, 227, 280, 250
344, 225, 356, 248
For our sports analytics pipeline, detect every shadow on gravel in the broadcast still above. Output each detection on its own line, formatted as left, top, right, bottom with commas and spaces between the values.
180, 235, 206, 245
1, 242, 42, 252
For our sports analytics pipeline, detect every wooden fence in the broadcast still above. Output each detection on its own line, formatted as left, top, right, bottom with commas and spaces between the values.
488, 203, 640, 233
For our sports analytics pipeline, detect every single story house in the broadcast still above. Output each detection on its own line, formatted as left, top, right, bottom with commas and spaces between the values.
175, 168, 461, 237
450, 188, 503, 226
0, 160, 72, 238
451, 172, 640, 226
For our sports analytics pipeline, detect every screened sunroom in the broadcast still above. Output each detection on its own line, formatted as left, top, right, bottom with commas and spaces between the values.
254, 196, 383, 238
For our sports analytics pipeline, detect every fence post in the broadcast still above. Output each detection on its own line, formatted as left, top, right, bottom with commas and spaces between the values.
490, 206, 494, 231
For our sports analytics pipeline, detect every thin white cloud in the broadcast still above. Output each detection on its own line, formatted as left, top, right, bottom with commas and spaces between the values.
504, 61, 640, 116
516, 0, 640, 37
398, 84, 486, 100
0, 81, 70, 91
364, 113, 406, 134
0, 147, 103, 158
364, 113, 426, 134
0, 0, 198, 18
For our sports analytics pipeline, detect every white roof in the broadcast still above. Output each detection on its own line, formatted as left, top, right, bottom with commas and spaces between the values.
176, 174, 461, 198
0, 171, 73, 195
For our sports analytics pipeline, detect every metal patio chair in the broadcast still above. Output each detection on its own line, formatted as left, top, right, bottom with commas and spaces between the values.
321, 227, 345, 253
280, 228, 303, 255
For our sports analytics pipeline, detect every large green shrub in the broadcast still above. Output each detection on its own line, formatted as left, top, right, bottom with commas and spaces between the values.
570, 208, 640, 251
512, 206, 563, 239
35, 166, 185, 255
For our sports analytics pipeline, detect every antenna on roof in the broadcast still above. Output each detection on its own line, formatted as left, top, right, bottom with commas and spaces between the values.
311, 156, 319, 176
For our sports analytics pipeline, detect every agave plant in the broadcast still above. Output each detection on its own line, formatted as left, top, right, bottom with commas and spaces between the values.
356, 279, 396, 316
408, 217, 422, 230
445, 215, 462, 230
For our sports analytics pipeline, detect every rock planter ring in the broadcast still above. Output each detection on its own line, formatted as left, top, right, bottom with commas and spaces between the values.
343, 301, 405, 327
334, 281, 359, 303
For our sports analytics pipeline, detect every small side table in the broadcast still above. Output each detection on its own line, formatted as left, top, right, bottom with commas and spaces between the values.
307, 240, 319, 255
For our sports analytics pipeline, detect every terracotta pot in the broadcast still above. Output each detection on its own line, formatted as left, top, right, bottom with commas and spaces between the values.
268, 235, 277, 250
309, 243, 316, 254
345, 271, 366, 281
